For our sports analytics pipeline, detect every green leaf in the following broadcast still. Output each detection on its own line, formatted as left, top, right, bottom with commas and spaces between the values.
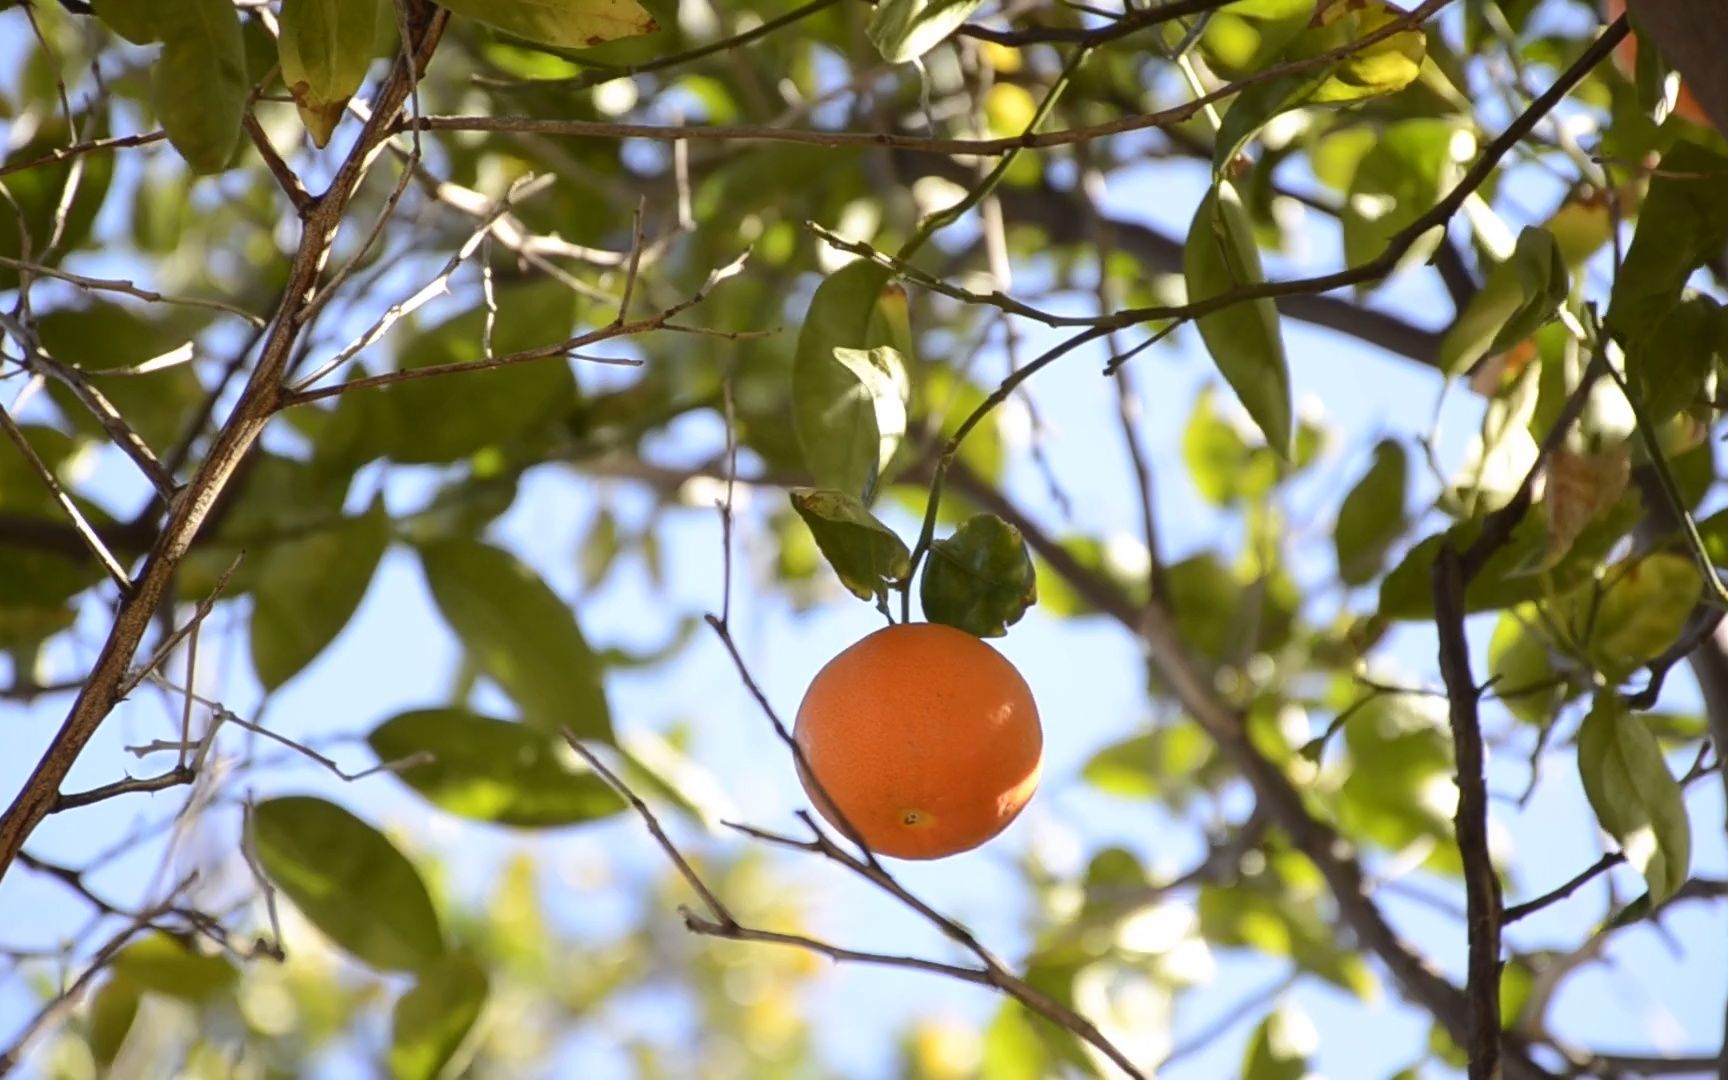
1334, 439, 1408, 586
389, 949, 488, 1080
1339, 119, 1462, 279
1488, 606, 1566, 726
112, 933, 238, 1001
417, 539, 613, 740
793, 263, 912, 500
1377, 490, 1642, 620
834, 346, 910, 484
1081, 723, 1217, 810
250, 498, 392, 690
86, 975, 141, 1068
1439, 227, 1570, 375
919, 513, 1037, 638
1555, 552, 1701, 681
0, 428, 106, 639
252, 796, 445, 971
92, 0, 158, 43
1183, 181, 1292, 456
1338, 696, 1458, 874
981, 1002, 1052, 1080
1626, 292, 1722, 424
152, 0, 248, 174
381, 282, 578, 465
1241, 1003, 1312, 1080
867, 0, 983, 63
1181, 385, 1278, 506
278, 0, 379, 146
1212, 1, 1425, 170
1576, 693, 1691, 903
788, 488, 912, 605
367, 708, 625, 827
1198, 855, 1376, 997
436, 0, 658, 47
1607, 141, 1728, 348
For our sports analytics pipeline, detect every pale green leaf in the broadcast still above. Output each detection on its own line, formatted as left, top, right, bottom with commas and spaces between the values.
417, 539, 613, 740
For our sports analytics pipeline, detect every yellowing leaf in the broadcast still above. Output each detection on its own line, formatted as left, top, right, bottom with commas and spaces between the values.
279, 0, 380, 146
868, 0, 984, 64
1558, 552, 1700, 680
1212, 0, 1424, 170
437, 0, 657, 48
1306, 0, 1426, 105
1541, 447, 1630, 568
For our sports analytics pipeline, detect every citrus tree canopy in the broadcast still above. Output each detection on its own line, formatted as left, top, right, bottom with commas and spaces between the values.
0, 0, 1724, 1077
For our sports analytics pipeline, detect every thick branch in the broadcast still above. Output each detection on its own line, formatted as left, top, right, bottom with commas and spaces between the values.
1434, 547, 1505, 1079
0, 7, 450, 883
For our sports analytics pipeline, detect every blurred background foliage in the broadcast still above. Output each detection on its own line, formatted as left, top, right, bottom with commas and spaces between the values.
0, 0, 1725, 1076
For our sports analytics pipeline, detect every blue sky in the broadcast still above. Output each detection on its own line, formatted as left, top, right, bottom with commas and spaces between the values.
2, 6, 1726, 1078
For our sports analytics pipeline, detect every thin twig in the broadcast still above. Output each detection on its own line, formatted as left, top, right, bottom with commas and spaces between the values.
558, 732, 732, 923
0, 397, 133, 593
0, 130, 167, 181
243, 112, 313, 215
282, 250, 748, 406
288, 173, 553, 392
0, 257, 265, 325
0, 310, 179, 501
50, 767, 197, 813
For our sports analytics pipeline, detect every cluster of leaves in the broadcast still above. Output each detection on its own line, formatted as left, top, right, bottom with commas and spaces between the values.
1, 0, 1726, 1076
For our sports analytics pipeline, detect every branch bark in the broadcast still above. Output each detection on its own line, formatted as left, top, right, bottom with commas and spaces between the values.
0, 7, 450, 883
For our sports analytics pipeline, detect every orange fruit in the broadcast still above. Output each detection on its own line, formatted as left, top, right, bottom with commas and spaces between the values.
1605, 0, 1712, 128
793, 622, 1043, 860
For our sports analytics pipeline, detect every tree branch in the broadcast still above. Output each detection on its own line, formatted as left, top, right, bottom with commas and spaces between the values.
0, 4, 451, 883
1433, 546, 1506, 1080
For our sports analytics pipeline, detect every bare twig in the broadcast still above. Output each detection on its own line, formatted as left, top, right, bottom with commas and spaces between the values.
499, 0, 844, 90
281, 249, 747, 405
568, 731, 1149, 1077
0, 130, 167, 181
0, 396, 133, 593
0, 887, 190, 1073
50, 767, 197, 813
243, 112, 314, 215
558, 732, 732, 923
958, 0, 1232, 46
0, 310, 179, 502
288, 173, 552, 392
0, 256, 265, 325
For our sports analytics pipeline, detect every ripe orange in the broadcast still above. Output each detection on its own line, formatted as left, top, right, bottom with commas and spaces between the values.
792, 622, 1043, 860
1605, 0, 1711, 128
